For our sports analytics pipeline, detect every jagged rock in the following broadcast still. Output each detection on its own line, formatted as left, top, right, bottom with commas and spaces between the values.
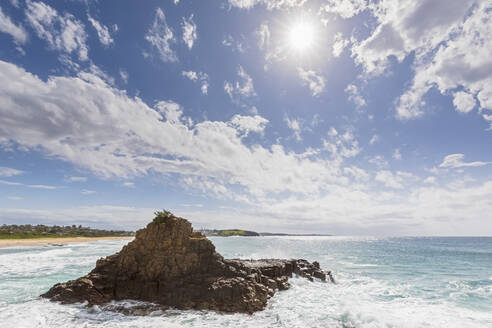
41, 212, 332, 313
99, 301, 166, 316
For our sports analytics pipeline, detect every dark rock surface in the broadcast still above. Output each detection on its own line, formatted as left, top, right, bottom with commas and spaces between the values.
41, 213, 332, 313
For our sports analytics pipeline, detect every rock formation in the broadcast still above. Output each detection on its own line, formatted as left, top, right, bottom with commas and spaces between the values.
42, 211, 332, 313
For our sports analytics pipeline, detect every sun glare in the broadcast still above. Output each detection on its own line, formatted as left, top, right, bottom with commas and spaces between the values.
288, 20, 316, 53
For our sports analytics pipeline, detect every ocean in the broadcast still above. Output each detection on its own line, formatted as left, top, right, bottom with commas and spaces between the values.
0, 236, 491, 327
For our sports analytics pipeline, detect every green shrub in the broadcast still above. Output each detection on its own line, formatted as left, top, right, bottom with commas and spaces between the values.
153, 210, 174, 223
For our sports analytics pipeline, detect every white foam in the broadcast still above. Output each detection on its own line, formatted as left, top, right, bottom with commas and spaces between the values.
0, 277, 490, 328
1, 238, 491, 328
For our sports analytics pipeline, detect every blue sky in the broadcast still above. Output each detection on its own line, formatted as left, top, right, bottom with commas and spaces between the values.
0, 0, 491, 235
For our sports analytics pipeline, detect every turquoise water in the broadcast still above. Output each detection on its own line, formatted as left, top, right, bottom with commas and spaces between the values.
0, 236, 491, 327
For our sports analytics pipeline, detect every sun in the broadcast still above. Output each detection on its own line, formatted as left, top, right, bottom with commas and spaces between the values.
276, 13, 324, 63
287, 20, 316, 53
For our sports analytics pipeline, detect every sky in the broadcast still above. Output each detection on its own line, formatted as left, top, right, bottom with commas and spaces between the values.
0, 0, 491, 235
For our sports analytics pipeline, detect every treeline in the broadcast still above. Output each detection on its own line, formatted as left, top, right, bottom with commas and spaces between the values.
0, 224, 135, 239
199, 229, 260, 237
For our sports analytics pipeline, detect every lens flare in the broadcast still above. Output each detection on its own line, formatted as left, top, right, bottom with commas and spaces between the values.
288, 21, 316, 53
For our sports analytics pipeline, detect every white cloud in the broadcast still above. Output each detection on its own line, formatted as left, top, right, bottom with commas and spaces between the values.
332, 32, 349, 57
224, 82, 233, 96
182, 14, 197, 49
345, 84, 366, 108
453, 91, 476, 113
423, 176, 437, 184
352, 22, 405, 77
0, 6, 28, 45
241, 177, 492, 235
351, 0, 476, 75
3, 58, 491, 234
230, 114, 268, 135
201, 81, 209, 95
145, 8, 177, 63
228, 0, 306, 10
87, 63, 115, 85
395, 82, 426, 119
256, 23, 270, 50
297, 68, 325, 97
122, 182, 134, 188
0, 166, 23, 177
0, 59, 349, 200
154, 100, 184, 125
369, 155, 388, 168
439, 154, 490, 169
369, 134, 379, 145
57, 53, 80, 71
343, 166, 369, 181
484, 113, 492, 130
0, 178, 57, 190
343, 0, 492, 123
323, 128, 361, 159
320, 0, 367, 19
182, 70, 198, 81
254, 22, 287, 67
375, 170, 404, 189
119, 69, 129, 84
224, 65, 256, 103
311, 113, 322, 127
0, 179, 22, 186
285, 116, 302, 141
68, 176, 87, 182
5, 175, 492, 235
9, 0, 20, 8
180, 204, 203, 208
87, 14, 114, 46
222, 35, 245, 53
182, 70, 209, 94
81, 189, 96, 195
29, 184, 57, 190
375, 170, 416, 189
7, 196, 23, 201
228, 0, 262, 9
26, 1, 88, 60
393, 148, 402, 160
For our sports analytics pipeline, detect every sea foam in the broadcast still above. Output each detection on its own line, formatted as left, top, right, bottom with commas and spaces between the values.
0, 237, 491, 327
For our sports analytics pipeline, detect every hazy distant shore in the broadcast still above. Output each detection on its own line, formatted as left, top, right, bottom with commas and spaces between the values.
199, 228, 332, 237
0, 236, 134, 247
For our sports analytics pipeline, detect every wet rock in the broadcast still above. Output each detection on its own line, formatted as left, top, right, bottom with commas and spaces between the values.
101, 301, 166, 316
41, 212, 332, 313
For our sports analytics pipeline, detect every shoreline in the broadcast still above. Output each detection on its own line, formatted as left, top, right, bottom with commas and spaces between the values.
0, 236, 134, 247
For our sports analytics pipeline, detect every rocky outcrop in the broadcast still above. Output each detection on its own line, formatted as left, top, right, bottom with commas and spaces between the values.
41, 212, 332, 313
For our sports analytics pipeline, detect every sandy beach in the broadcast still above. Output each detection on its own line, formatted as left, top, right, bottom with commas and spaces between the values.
0, 236, 134, 247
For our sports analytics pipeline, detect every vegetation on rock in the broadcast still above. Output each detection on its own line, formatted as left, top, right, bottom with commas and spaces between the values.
152, 210, 174, 224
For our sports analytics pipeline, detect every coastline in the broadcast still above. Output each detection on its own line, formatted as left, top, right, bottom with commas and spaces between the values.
0, 236, 134, 247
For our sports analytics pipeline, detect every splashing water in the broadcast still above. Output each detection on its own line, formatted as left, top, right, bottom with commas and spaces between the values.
1, 237, 491, 327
